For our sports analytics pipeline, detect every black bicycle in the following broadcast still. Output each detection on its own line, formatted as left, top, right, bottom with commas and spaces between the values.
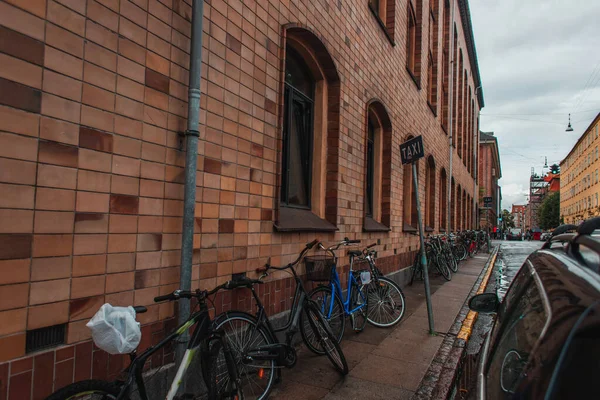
210, 240, 349, 400
46, 286, 243, 400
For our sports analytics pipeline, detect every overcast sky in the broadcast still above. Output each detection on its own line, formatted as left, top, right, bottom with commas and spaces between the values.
469, 0, 600, 210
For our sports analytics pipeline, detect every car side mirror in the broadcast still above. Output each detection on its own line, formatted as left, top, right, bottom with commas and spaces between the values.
469, 293, 499, 313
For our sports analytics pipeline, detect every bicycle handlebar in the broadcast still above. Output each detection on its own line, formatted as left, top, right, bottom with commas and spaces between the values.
255, 239, 318, 274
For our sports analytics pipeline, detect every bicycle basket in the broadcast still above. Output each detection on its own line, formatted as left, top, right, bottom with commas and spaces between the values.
304, 255, 335, 281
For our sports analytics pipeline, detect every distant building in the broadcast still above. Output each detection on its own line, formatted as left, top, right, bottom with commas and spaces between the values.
512, 204, 526, 230
560, 113, 600, 224
479, 131, 502, 231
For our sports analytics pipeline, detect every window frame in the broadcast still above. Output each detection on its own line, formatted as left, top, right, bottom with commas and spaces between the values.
366, 117, 376, 218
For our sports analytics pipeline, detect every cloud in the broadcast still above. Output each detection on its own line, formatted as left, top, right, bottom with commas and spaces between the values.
470, 0, 600, 211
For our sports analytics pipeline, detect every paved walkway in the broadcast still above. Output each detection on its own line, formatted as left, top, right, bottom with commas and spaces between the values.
269, 253, 492, 399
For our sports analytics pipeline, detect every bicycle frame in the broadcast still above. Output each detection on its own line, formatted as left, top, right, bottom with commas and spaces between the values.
324, 263, 368, 318
117, 307, 235, 400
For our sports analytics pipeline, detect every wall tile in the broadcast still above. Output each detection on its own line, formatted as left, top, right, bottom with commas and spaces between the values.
32, 234, 73, 257
30, 256, 71, 281
106, 252, 135, 273
118, 36, 146, 65
0, 105, 40, 138
84, 41, 117, 72
41, 93, 81, 124
0, 210, 33, 234
27, 301, 69, 330
83, 62, 116, 92
110, 175, 140, 196
73, 234, 107, 255
46, 23, 84, 58
35, 188, 76, 211
0, 1, 44, 41
72, 254, 106, 277
42, 70, 82, 102
0, 77, 41, 113
47, 0, 86, 36
0, 234, 32, 260
29, 278, 70, 305
82, 84, 116, 112
77, 170, 111, 193
0, 259, 30, 285
85, 20, 118, 52
80, 105, 115, 133
0, 132, 38, 162
44, 46, 83, 80
34, 211, 74, 234
0, 333, 25, 363
105, 271, 134, 293
87, 0, 119, 32
74, 213, 109, 233
71, 275, 105, 298
79, 127, 114, 153
5, 0, 47, 18
70, 295, 105, 321
0, 53, 42, 89
37, 164, 77, 190
40, 117, 79, 146
38, 140, 79, 168
0, 308, 26, 336
78, 148, 112, 173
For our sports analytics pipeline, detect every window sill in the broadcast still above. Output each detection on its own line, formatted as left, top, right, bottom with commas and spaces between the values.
274, 206, 338, 232
368, 3, 395, 46
406, 66, 421, 90
403, 223, 418, 233
425, 226, 434, 232
441, 124, 448, 135
427, 102, 437, 117
363, 216, 391, 232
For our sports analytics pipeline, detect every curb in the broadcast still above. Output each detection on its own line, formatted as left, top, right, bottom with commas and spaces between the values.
413, 246, 499, 400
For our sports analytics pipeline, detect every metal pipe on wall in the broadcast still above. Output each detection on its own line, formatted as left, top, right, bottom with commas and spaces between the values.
178, 0, 204, 363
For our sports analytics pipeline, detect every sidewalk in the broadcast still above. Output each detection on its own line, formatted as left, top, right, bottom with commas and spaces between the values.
268, 252, 495, 399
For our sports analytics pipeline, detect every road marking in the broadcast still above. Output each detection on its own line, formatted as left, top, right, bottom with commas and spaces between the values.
457, 249, 498, 341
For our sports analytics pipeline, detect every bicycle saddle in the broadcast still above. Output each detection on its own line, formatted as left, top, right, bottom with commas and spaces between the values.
347, 250, 362, 257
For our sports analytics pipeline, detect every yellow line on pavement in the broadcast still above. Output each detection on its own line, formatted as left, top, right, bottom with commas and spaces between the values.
457, 249, 498, 341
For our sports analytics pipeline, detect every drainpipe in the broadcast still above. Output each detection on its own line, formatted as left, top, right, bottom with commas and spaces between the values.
178, 0, 204, 363
474, 85, 481, 230
447, 0, 456, 233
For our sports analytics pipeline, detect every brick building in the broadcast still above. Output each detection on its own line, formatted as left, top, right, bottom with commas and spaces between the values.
478, 131, 501, 231
511, 204, 526, 231
0, 0, 483, 397
561, 113, 600, 224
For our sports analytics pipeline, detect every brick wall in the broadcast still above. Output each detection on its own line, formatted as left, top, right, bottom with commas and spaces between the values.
0, 0, 481, 398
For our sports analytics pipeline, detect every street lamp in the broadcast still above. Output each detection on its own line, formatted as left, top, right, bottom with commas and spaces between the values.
566, 113, 574, 132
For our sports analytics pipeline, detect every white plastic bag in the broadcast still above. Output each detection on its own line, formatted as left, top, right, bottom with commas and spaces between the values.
86, 304, 141, 354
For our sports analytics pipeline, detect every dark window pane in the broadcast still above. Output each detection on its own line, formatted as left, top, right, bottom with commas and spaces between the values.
281, 46, 315, 208
286, 98, 311, 206
372, 0, 380, 16
285, 47, 314, 99
366, 118, 375, 217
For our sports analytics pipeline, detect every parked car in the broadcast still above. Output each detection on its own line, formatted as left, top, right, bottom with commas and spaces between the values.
506, 228, 522, 241
468, 218, 600, 399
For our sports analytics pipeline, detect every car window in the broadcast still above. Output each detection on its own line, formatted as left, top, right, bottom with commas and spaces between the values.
486, 279, 548, 399
548, 303, 600, 400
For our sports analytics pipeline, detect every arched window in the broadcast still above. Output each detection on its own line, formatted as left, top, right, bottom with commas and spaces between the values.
456, 184, 462, 231
406, 0, 422, 81
450, 178, 456, 231
403, 136, 418, 230
364, 101, 392, 231
441, 0, 450, 130
462, 190, 467, 230
427, 0, 439, 109
440, 168, 447, 230
275, 27, 341, 232
457, 51, 464, 158
425, 156, 436, 229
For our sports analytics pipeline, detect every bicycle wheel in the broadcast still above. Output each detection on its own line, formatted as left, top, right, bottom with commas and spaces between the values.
349, 278, 368, 332
445, 249, 458, 273
303, 301, 349, 375
46, 380, 122, 400
212, 312, 276, 400
435, 254, 452, 281
454, 243, 467, 261
304, 285, 345, 354
367, 277, 406, 327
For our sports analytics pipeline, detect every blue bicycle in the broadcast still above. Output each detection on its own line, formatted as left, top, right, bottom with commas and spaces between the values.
304, 238, 370, 353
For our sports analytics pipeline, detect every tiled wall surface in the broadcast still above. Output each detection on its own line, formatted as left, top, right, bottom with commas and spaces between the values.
0, 0, 481, 398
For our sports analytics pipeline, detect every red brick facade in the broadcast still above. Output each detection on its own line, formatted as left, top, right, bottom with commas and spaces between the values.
0, 0, 482, 397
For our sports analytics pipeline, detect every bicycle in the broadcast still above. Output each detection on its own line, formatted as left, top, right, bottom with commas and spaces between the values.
210, 240, 349, 400
304, 238, 370, 343
47, 286, 243, 400
409, 236, 452, 285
